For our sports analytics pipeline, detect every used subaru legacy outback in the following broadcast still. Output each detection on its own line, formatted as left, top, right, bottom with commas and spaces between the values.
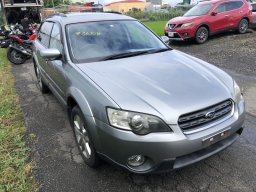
33, 13, 245, 173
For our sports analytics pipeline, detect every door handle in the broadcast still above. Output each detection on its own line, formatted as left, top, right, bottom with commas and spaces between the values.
225, 15, 229, 17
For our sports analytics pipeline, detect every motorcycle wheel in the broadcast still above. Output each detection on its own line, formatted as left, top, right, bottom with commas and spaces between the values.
7, 47, 27, 65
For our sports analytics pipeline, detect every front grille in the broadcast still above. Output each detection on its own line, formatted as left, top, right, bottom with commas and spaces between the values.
168, 24, 176, 29
178, 99, 233, 132
168, 24, 181, 29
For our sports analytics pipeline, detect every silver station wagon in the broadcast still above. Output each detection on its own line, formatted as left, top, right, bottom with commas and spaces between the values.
33, 13, 245, 173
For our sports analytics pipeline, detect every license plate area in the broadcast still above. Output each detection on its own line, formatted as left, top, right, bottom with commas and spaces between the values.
202, 128, 231, 147
168, 32, 175, 37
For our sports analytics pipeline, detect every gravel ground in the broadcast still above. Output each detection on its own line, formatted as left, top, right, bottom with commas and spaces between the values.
171, 30, 256, 76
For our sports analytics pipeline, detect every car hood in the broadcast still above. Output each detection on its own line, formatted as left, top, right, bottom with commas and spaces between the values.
168, 16, 200, 24
77, 50, 234, 124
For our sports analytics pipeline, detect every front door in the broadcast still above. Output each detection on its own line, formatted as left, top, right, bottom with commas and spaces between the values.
47, 23, 67, 101
210, 2, 229, 32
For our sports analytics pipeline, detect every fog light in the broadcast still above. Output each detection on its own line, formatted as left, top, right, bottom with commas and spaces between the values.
183, 33, 189, 37
127, 155, 145, 167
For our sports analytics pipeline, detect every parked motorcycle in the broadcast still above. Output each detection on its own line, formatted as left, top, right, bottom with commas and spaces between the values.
7, 32, 36, 65
0, 23, 37, 48
0, 25, 12, 48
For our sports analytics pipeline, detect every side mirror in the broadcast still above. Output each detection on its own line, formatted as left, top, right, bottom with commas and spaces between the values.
161, 36, 170, 44
40, 48, 61, 60
211, 11, 218, 16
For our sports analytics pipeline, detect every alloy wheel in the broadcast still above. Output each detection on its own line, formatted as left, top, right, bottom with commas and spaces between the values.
239, 20, 248, 34
196, 27, 208, 44
73, 114, 91, 159
35, 65, 43, 89
198, 29, 207, 42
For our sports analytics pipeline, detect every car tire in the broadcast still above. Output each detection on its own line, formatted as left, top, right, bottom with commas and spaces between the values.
34, 62, 49, 93
238, 19, 248, 34
195, 26, 209, 44
71, 106, 100, 168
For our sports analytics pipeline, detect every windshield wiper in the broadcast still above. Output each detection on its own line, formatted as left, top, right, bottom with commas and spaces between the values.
147, 48, 170, 54
101, 48, 170, 61
101, 50, 150, 61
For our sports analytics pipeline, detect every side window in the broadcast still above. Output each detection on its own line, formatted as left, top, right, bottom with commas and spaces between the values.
216, 3, 227, 13
38, 22, 53, 47
49, 23, 63, 53
226, 1, 243, 11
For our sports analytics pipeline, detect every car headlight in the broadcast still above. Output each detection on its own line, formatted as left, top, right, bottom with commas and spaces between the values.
234, 80, 242, 102
181, 22, 194, 28
107, 108, 172, 135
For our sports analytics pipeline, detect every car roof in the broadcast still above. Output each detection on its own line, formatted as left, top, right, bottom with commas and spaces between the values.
199, 0, 245, 5
45, 12, 136, 25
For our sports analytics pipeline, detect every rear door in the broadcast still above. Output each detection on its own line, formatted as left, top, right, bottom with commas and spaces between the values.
225, 1, 245, 28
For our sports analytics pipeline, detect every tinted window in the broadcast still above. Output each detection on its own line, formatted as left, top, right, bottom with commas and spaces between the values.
216, 3, 227, 13
216, 1, 243, 13
184, 4, 214, 17
49, 23, 63, 53
38, 22, 53, 47
226, 1, 243, 11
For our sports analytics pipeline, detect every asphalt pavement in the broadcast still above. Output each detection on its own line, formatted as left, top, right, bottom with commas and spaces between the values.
12, 31, 256, 192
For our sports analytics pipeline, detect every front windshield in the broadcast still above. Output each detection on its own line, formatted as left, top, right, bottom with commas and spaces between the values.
184, 4, 214, 16
66, 20, 168, 63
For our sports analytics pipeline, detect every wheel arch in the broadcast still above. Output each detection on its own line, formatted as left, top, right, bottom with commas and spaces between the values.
66, 87, 94, 121
238, 17, 250, 27
241, 17, 249, 23
67, 88, 102, 151
196, 24, 210, 34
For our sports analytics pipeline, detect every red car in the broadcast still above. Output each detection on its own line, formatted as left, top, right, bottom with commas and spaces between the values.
165, 0, 253, 43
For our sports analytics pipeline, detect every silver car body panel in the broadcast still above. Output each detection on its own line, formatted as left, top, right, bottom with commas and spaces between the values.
76, 50, 234, 125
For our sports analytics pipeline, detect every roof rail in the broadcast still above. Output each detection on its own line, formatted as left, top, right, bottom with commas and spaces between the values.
46, 13, 67, 19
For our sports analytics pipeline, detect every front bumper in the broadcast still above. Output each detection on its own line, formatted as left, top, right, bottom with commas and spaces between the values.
93, 99, 245, 173
164, 26, 197, 41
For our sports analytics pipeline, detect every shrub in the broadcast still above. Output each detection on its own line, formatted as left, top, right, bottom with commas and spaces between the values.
126, 8, 184, 21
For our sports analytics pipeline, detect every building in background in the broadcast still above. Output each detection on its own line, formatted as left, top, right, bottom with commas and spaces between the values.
161, 0, 168, 5
145, 0, 163, 11
0, 0, 42, 24
146, 0, 161, 7
68, 2, 103, 12
104, 0, 150, 13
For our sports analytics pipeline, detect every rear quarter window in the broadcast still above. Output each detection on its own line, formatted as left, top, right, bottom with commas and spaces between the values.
227, 1, 244, 11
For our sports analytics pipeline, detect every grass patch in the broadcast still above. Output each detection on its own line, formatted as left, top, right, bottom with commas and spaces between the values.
0, 49, 37, 192
143, 21, 167, 36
